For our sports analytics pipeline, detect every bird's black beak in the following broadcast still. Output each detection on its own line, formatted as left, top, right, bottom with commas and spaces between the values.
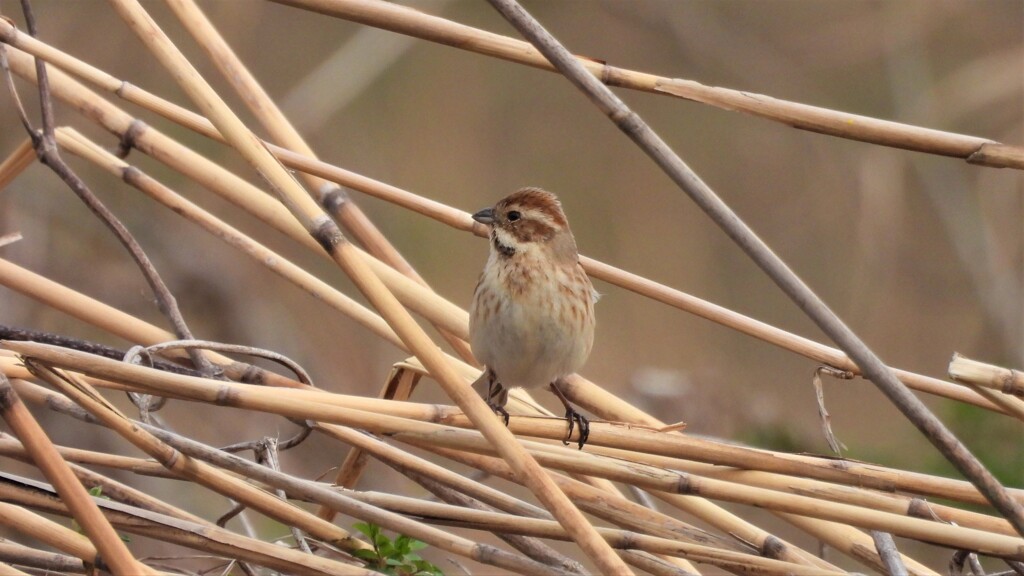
472, 207, 496, 225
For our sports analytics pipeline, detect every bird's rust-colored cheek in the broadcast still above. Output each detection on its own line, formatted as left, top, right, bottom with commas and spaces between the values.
509, 219, 556, 244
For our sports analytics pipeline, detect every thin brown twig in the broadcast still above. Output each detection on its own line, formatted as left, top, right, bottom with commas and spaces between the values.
6, 2, 214, 377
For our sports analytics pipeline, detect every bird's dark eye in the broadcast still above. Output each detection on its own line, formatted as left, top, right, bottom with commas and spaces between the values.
507, 211, 521, 222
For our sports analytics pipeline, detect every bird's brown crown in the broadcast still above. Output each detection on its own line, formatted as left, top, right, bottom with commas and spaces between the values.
492, 187, 570, 244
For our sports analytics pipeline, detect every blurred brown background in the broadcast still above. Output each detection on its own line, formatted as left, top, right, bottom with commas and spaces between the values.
1, 0, 1022, 571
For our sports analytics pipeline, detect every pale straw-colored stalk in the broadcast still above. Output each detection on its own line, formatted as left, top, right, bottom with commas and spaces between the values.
0, 374, 154, 576
269, 0, 1024, 170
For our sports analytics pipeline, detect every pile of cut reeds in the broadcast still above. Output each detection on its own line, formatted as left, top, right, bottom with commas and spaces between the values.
1, 1, 1022, 575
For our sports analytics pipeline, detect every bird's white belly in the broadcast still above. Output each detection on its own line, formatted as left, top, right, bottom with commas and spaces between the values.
471, 291, 590, 389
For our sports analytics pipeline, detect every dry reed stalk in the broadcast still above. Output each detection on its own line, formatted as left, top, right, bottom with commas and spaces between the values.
0, 479, 359, 576
0, 562, 31, 576
312, 370, 421, 524
314, 423, 550, 518
270, 0, 1024, 170
0, 39, 1009, 419
8, 374, 586, 575
949, 353, 1024, 397
586, 443, 1017, 537
777, 512, 938, 576
340, 490, 845, 576
0, 431, 201, 519
0, 256, 309, 390
407, 435, 1024, 559
0, 374, 153, 576
562, 475, 702, 575
163, 0, 478, 366
8, 339, 1018, 519
134, 423, 579, 576
23, 361, 374, 560
0, 501, 96, 565
105, 3, 629, 570
53, 127, 403, 351
653, 491, 836, 570
0, 539, 86, 574
0, 138, 34, 191
421, 444, 848, 572
0, 45, 484, 379
404, 473, 591, 576
6, 343, 857, 569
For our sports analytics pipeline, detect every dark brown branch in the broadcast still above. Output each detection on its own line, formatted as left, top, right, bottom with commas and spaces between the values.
0, 325, 199, 377
12, 1, 215, 376
485, 0, 1024, 538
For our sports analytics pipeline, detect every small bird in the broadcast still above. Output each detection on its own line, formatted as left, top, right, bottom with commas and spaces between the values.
469, 187, 598, 449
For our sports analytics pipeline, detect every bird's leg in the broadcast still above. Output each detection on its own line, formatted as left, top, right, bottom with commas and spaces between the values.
485, 368, 510, 426
550, 378, 589, 449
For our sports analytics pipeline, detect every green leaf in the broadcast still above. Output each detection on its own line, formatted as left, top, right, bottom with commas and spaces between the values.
375, 533, 392, 550
404, 553, 422, 563
352, 549, 379, 562
353, 522, 376, 539
406, 540, 428, 552
378, 541, 396, 557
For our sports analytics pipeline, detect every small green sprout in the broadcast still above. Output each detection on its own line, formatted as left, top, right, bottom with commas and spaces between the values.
351, 522, 443, 576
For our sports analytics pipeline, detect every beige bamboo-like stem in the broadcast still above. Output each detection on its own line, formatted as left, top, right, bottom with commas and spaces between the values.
0, 375, 153, 576
8, 366, 791, 572
0, 138, 35, 191
54, 127, 404, 351
405, 437, 1024, 559
0, 429, 202, 521
422, 445, 847, 571
0, 501, 97, 565
164, 0, 477, 365
0, 544, 79, 576
0, 255, 301, 389
5, 374, 582, 576
587, 443, 1016, 538
314, 423, 550, 518
0, 479, 362, 576
561, 475, 704, 573
0, 45, 476, 354
6, 340, 1017, 512
0, 540, 86, 574
776, 512, 938, 576
269, 0, 1024, 170
0, 40, 1009, 418
105, 2, 627, 571
949, 353, 1024, 397
0, 432, 169, 479
23, 362, 374, 560
15, 345, 1007, 562
340, 490, 844, 576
